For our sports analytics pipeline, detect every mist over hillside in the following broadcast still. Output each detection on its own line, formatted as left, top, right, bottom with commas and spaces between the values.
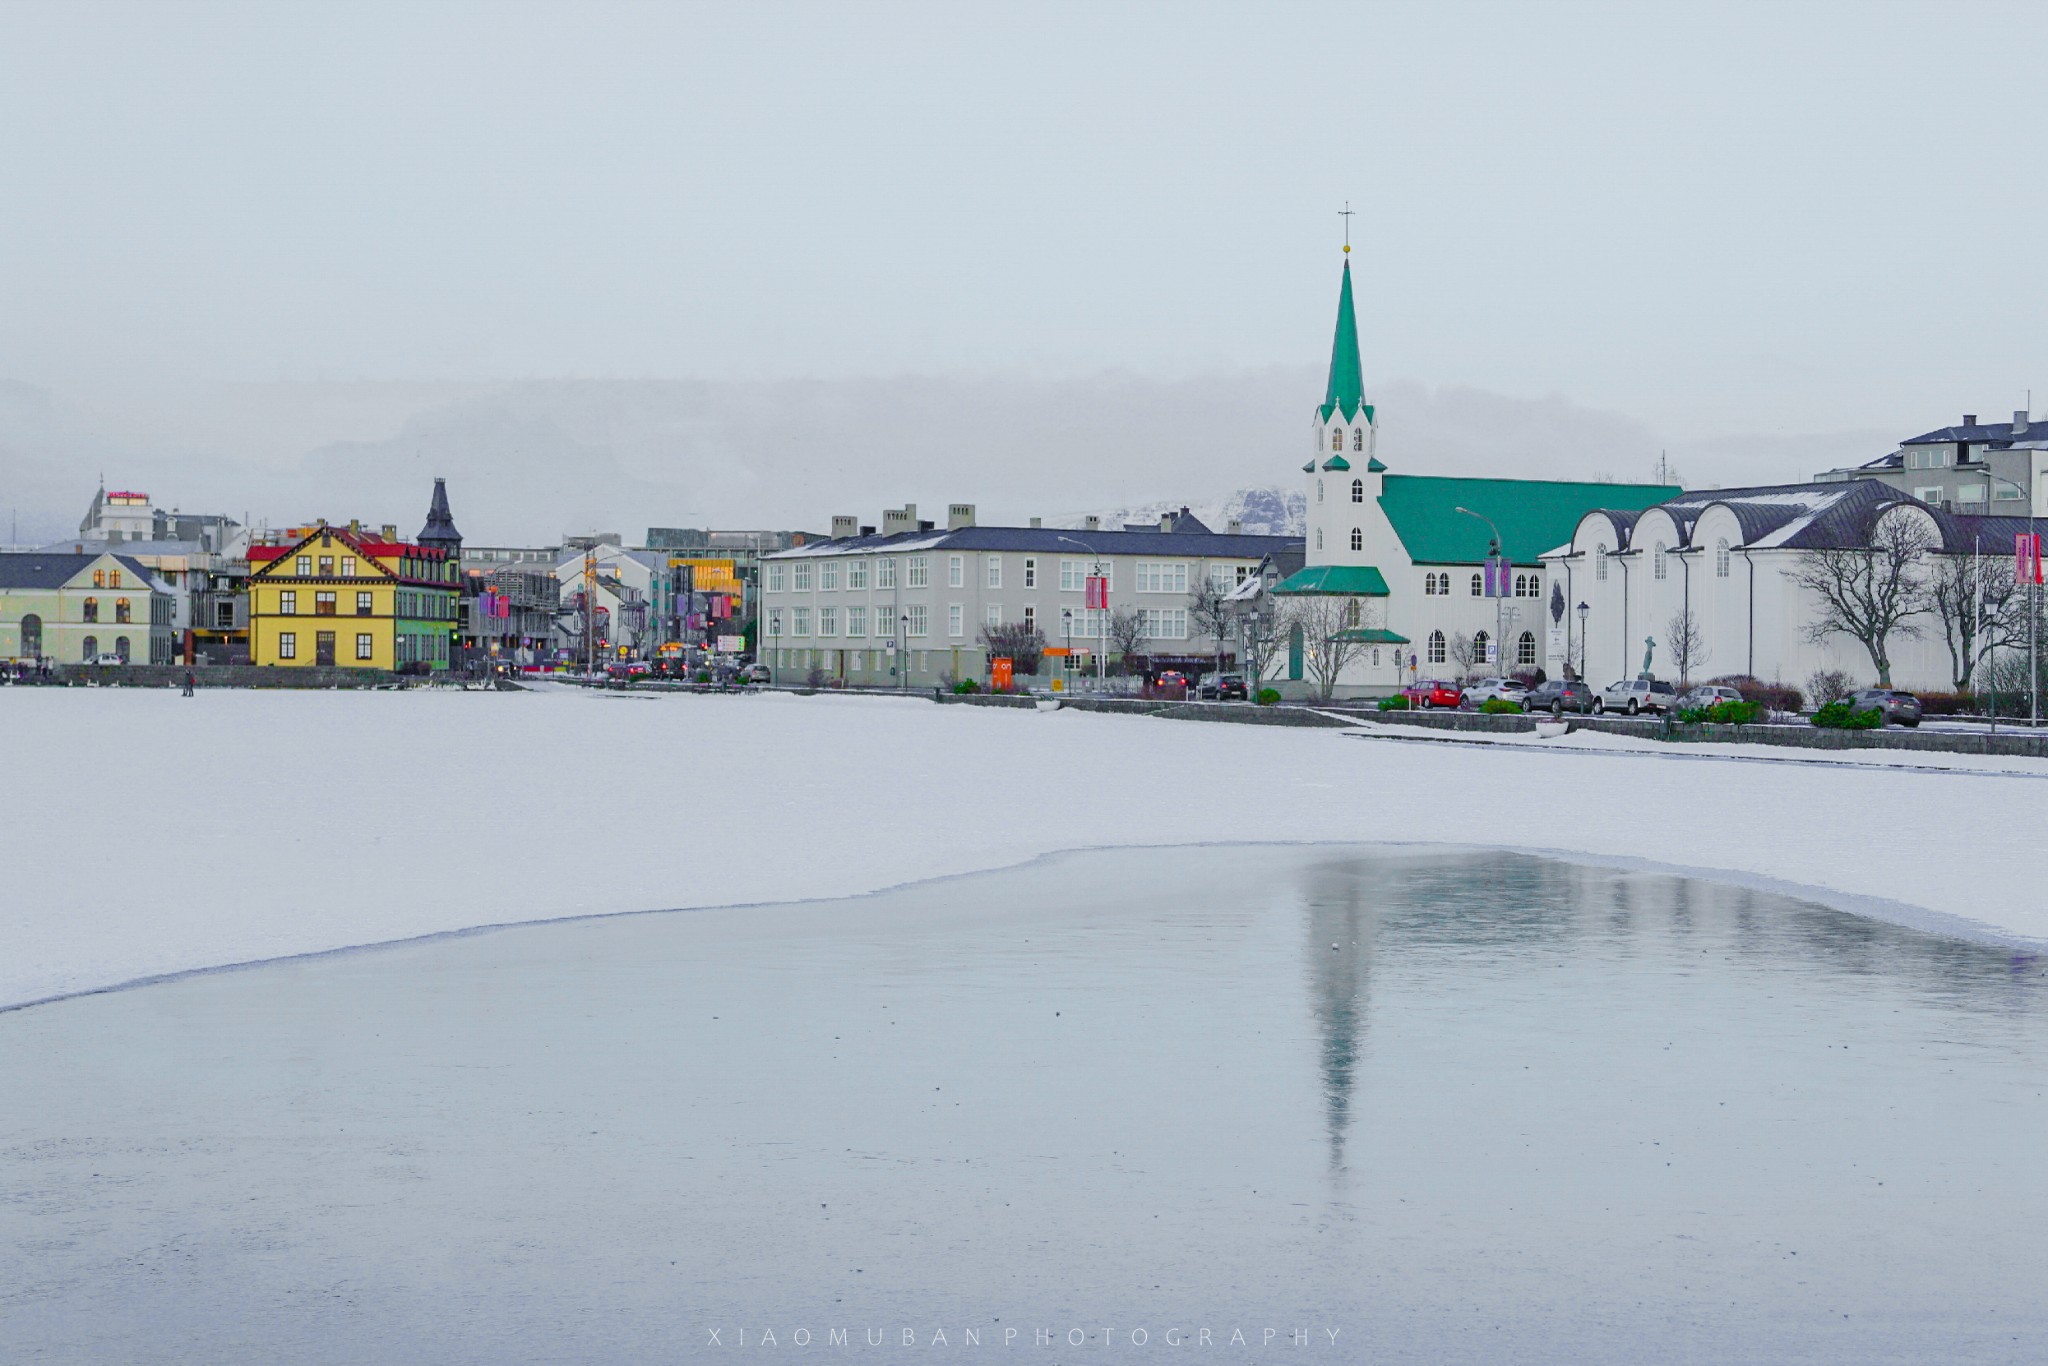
0, 371, 1888, 547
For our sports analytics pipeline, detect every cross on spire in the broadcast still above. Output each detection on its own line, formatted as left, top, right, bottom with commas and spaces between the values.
1338, 201, 1354, 253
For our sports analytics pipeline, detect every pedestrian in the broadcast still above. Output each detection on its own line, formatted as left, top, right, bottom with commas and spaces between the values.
182, 669, 195, 697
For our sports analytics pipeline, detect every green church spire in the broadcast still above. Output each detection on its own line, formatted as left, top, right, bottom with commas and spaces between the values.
1318, 258, 1371, 424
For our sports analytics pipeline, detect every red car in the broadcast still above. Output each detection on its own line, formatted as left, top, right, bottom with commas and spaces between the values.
1404, 679, 1464, 709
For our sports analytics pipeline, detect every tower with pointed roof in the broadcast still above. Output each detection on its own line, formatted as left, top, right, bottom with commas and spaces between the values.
417, 477, 462, 557
1303, 253, 1390, 574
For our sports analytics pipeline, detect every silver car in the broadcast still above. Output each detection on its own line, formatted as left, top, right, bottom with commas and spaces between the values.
1594, 677, 1677, 715
1463, 676, 1531, 707
1675, 684, 1745, 711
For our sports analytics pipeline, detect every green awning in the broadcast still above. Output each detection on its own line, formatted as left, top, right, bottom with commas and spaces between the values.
1333, 627, 1408, 644
1321, 454, 1351, 471
1270, 565, 1391, 596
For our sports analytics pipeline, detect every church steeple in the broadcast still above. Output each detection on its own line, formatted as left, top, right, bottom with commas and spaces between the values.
417, 476, 462, 555
1318, 258, 1371, 424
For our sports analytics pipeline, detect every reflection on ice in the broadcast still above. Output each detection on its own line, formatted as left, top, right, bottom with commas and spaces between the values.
1, 845, 2043, 1365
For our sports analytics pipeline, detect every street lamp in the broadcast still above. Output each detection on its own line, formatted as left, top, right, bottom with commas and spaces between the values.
1576, 601, 1590, 682
1057, 534, 1108, 690
1455, 506, 1507, 681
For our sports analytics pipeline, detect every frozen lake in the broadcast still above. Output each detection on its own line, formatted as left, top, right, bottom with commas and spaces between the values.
2, 845, 2043, 1364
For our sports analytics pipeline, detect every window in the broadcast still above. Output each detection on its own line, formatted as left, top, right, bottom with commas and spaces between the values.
1208, 563, 1234, 591
83, 597, 99, 622
1653, 543, 1668, 580
766, 563, 786, 593
1957, 484, 1987, 504
315, 591, 336, 616
356, 633, 374, 660
1596, 547, 1608, 581
82, 635, 97, 660
1349, 528, 1363, 552
1140, 608, 1187, 639
949, 555, 965, 588
279, 631, 297, 660
768, 608, 783, 637
987, 603, 1003, 627
1427, 630, 1446, 664
1023, 605, 1035, 631
818, 607, 838, 636
792, 563, 812, 592
114, 598, 132, 623
1353, 428, 1365, 451
341, 558, 356, 577
906, 604, 929, 637
878, 558, 897, 589
1715, 539, 1730, 578
1315, 529, 1324, 550
1331, 427, 1344, 451
821, 562, 840, 591
1913, 486, 1943, 503
296, 556, 311, 576
1518, 631, 1538, 666
847, 560, 868, 589
847, 606, 867, 637
1317, 479, 1324, 504
985, 557, 1000, 589
92, 568, 106, 588
792, 607, 811, 635
1351, 478, 1363, 503
1473, 630, 1489, 664
949, 603, 964, 637
1135, 561, 1187, 593
1996, 484, 2024, 501
907, 556, 929, 588
357, 591, 373, 615
1023, 558, 1037, 588
1471, 572, 1484, 596
279, 590, 297, 615
319, 556, 334, 575
1344, 598, 1361, 627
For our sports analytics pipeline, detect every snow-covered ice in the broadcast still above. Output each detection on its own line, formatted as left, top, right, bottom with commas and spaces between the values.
3, 684, 2044, 1012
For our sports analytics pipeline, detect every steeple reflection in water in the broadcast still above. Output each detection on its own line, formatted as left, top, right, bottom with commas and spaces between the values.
1301, 858, 1380, 1172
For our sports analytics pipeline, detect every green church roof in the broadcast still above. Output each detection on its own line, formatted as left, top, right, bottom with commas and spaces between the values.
1321, 454, 1350, 471
1366, 457, 1387, 472
1318, 260, 1371, 423
1378, 475, 1679, 565
1334, 627, 1409, 644
1271, 565, 1391, 596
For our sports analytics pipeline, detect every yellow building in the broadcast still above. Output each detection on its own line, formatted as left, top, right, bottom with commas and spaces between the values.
247, 524, 459, 670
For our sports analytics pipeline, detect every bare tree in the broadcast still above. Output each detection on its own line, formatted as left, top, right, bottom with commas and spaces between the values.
1284, 595, 1376, 699
1107, 607, 1146, 675
1791, 510, 1934, 688
978, 620, 1046, 677
1232, 598, 1283, 690
1187, 575, 1234, 683
1448, 631, 1476, 678
1666, 607, 1708, 686
1927, 552, 2024, 691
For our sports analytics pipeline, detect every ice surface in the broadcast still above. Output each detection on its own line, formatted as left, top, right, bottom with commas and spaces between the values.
2, 846, 2042, 1364
2, 684, 2044, 1012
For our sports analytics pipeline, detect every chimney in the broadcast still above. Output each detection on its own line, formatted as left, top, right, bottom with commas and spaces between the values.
831, 515, 859, 538
1084, 515, 1101, 532
2016, 409, 2031, 436
859, 525, 875, 536
1029, 516, 1042, 529
380, 524, 397, 541
882, 504, 917, 535
947, 503, 976, 529
1964, 414, 1978, 427
1227, 518, 1243, 534
1159, 512, 1174, 532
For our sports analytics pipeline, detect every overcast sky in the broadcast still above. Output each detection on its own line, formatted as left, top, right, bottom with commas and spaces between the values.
4, 0, 2046, 541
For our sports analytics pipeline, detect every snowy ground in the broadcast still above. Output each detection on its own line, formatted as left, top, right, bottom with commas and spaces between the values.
4, 684, 2044, 1012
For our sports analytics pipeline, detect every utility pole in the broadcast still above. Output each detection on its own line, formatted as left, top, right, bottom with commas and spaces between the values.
583, 545, 597, 678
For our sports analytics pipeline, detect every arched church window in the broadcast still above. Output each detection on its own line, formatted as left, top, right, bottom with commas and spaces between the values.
1353, 428, 1364, 451
1716, 539, 1731, 578
1344, 598, 1361, 627
1654, 543, 1668, 580
1473, 630, 1489, 665
1596, 547, 1608, 581
1427, 630, 1446, 665
1470, 572, 1483, 596
1315, 528, 1323, 551
1317, 479, 1324, 504
1518, 631, 1537, 666
1350, 478, 1363, 503
1349, 528, 1362, 552
1330, 427, 1344, 451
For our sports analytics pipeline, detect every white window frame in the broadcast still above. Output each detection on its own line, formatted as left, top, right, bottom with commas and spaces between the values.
847, 605, 867, 637
877, 558, 897, 589
1135, 561, 1187, 594
948, 555, 964, 588
987, 603, 1002, 627
1023, 557, 1036, 588
818, 606, 838, 636
792, 562, 812, 592
1139, 607, 1187, 640
820, 562, 840, 591
906, 556, 929, 589
986, 557, 1002, 589
847, 560, 868, 590
905, 604, 929, 637
278, 631, 297, 659
948, 603, 964, 637
792, 607, 811, 636
355, 633, 373, 660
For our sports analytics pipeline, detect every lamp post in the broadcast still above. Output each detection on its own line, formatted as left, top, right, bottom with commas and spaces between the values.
1576, 601, 1590, 684
1984, 470, 2037, 727
1455, 506, 1507, 681
1057, 535, 1107, 690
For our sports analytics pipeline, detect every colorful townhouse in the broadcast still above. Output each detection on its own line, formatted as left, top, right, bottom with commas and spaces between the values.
246, 523, 459, 670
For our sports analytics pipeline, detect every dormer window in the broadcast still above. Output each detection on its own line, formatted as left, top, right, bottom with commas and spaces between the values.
92, 569, 106, 588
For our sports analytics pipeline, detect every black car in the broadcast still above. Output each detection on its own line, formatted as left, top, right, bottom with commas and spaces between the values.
1528, 678, 1597, 714
1850, 688, 1922, 727
1198, 671, 1249, 701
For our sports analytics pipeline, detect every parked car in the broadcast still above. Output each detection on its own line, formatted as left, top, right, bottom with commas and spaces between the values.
1850, 688, 1922, 727
1594, 677, 1677, 715
1197, 671, 1249, 701
1527, 678, 1597, 714
1462, 677, 1530, 707
1675, 684, 1746, 712
738, 662, 772, 684
91, 652, 126, 666
1404, 678, 1464, 709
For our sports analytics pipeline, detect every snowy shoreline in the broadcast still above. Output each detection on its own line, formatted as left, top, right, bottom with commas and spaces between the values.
4, 687, 2043, 1014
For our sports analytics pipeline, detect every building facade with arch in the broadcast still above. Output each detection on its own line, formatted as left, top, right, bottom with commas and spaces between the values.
0, 550, 177, 665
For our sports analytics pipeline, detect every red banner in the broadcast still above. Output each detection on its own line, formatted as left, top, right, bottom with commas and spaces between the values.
1085, 575, 1108, 610
2018, 533, 2044, 586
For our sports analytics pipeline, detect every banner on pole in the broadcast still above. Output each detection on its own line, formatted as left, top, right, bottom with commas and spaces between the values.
1085, 575, 1109, 610
2018, 533, 2044, 586
1484, 556, 1509, 598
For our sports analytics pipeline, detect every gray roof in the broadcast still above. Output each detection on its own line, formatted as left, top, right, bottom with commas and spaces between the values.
769, 524, 1301, 560
0, 551, 157, 590
1902, 418, 2042, 447
1597, 478, 2029, 555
